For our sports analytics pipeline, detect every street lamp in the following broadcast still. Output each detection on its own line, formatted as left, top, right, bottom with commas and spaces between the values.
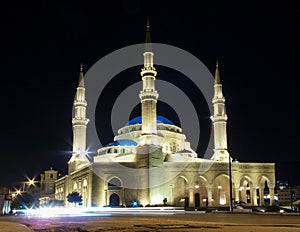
15, 189, 22, 195
27, 178, 35, 186
228, 154, 233, 212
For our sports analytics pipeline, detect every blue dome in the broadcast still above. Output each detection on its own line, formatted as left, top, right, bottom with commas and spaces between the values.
157, 116, 174, 125
125, 115, 174, 126
105, 140, 137, 147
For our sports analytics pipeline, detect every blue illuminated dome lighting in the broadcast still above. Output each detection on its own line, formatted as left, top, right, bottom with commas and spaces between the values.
105, 140, 138, 147
125, 115, 174, 126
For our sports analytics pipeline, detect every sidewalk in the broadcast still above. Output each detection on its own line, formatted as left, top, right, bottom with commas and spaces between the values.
0, 221, 31, 232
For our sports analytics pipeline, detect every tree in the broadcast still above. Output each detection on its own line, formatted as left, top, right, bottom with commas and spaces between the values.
67, 192, 82, 207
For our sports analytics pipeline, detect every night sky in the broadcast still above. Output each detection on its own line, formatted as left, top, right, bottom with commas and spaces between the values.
0, 1, 299, 187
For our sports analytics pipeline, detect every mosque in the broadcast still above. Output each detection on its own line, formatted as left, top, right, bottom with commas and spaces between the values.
55, 25, 275, 208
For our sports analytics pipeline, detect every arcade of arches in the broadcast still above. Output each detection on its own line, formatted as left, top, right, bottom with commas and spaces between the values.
171, 172, 275, 207
56, 161, 275, 208
96, 165, 275, 208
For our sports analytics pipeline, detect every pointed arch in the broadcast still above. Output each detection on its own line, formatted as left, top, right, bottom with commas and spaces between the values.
73, 182, 78, 191
179, 175, 189, 183
212, 174, 230, 206
239, 176, 253, 205
193, 175, 208, 207
107, 176, 123, 187
173, 176, 189, 206
257, 175, 272, 206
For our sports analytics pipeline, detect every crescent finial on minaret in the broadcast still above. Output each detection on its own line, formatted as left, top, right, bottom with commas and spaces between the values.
147, 16, 150, 32
145, 17, 151, 51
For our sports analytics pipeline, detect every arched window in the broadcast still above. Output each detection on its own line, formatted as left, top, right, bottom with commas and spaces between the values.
173, 143, 177, 153
83, 179, 88, 192
108, 177, 122, 190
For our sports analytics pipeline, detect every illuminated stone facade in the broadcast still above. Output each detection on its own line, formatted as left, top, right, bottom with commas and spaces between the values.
55, 27, 275, 208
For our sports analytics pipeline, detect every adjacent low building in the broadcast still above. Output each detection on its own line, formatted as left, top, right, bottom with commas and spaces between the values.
277, 185, 300, 210
0, 187, 11, 215
39, 167, 58, 206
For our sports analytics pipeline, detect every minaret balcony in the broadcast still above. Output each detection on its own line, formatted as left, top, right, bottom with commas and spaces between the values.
211, 115, 228, 122
72, 118, 88, 125
139, 91, 158, 101
212, 98, 225, 104
74, 101, 87, 107
140, 68, 157, 76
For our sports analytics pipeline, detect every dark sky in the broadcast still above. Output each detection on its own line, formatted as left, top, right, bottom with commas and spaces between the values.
0, 0, 299, 187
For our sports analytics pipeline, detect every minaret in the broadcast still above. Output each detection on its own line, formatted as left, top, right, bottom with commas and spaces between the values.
69, 64, 89, 172
211, 62, 230, 161
139, 19, 159, 142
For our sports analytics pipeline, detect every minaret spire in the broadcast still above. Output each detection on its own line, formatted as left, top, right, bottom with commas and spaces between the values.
211, 62, 229, 161
79, 63, 84, 87
215, 61, 221, 84
143, 17, 154, 68
145, 17, 151, 51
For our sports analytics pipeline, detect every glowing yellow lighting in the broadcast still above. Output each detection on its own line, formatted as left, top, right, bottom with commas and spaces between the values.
220, 195, 226, 205
217, 185, 222, 189
194, 185, 200, 189
26, 177, 36, 186
16, 189, 21, 195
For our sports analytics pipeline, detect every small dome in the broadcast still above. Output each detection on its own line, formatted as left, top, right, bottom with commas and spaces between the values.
125, 115, 174, 126
105, 140, 137, 147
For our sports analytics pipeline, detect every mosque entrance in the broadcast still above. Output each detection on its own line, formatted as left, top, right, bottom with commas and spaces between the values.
109, 193, 120, 207
194, 193, 200, 207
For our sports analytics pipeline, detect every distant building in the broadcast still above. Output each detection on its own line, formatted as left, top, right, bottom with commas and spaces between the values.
55, 25, 276, 208
277, 180, 289, 190
277, 186, 300, 210
0, 187, 11, 215
39, 167, 58, 206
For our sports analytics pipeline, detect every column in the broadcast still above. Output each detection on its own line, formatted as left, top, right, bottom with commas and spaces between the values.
207, 185, 213, 206
269, 187, 274, 206
252, 187, 258, 206
189, 187, 194, 207
88, 172, 93, 207
259, 185, 264, 206
234, 187, 240, 203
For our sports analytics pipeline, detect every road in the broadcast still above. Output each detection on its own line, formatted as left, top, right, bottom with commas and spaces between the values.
1, 211, 300, 231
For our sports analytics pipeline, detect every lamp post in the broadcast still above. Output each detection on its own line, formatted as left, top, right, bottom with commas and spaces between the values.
290, 187, 294, 211
228, 154, 233, 212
